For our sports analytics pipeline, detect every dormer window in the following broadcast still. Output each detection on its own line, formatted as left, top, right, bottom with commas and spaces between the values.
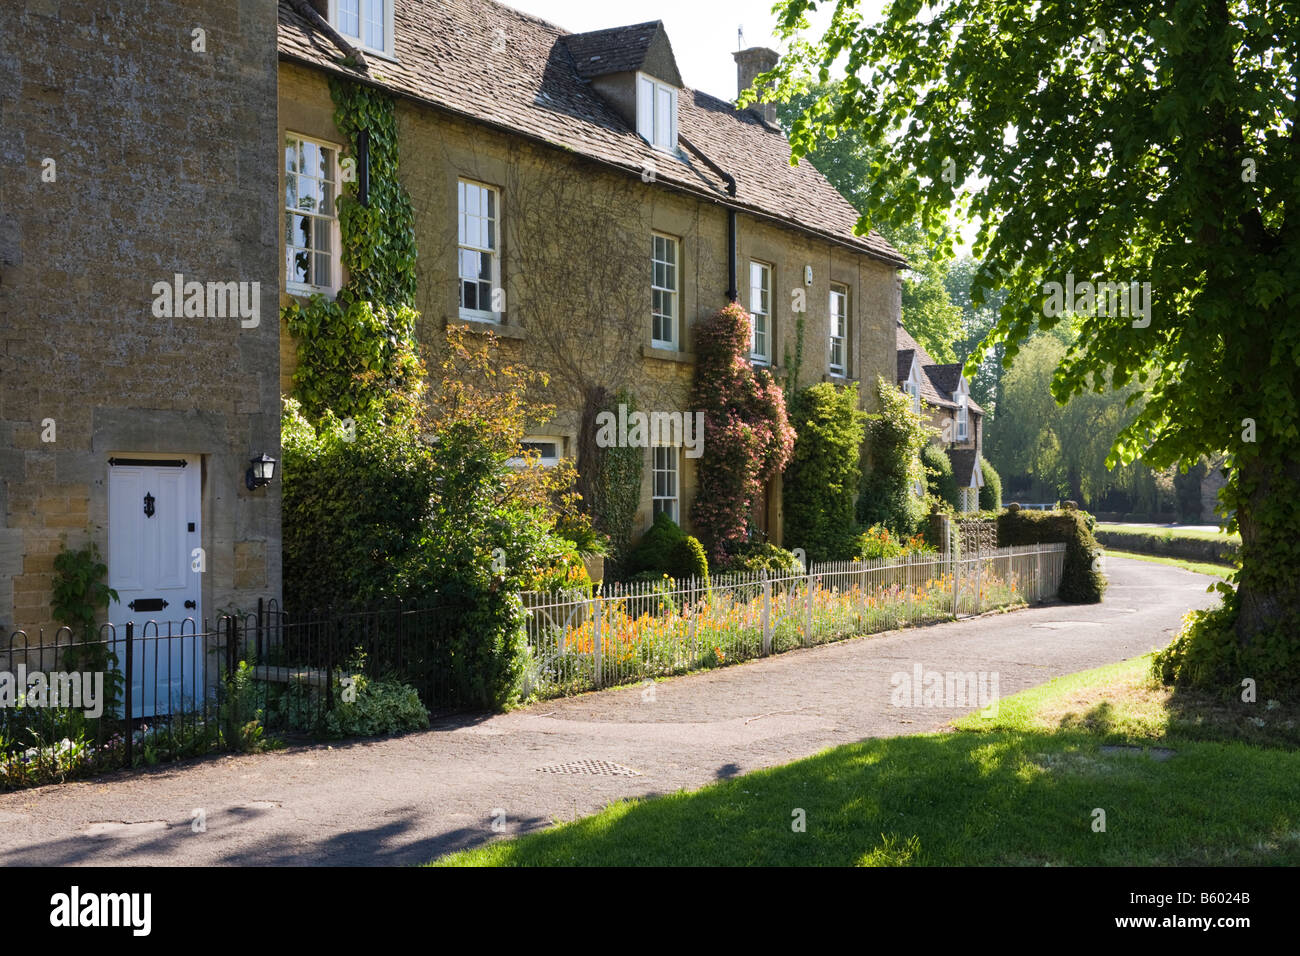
330, 0, 394, 58
636, 73, 677, 152
905, 359, 922, 414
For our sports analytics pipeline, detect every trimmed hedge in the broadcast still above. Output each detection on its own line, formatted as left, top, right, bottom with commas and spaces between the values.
997, 507, 1106, 603
1093, 527, 1238, 566
922, 444, 959, 510
979, 456, 1002, 511
627, 513, 709, 582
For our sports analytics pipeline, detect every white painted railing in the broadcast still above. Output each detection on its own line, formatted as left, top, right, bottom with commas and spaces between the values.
518, 543, 1065, 698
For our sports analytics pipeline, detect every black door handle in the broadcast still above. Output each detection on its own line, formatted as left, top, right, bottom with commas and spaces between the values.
184, 600, 196, 609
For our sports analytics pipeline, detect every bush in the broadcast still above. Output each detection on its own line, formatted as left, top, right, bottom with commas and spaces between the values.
1153, 592, 1300, 701
320, 674, 430, 739
588, 388, 642, 576
281, 329, 574, 710
724, 542, 802, 575
855, 524, 936, 561
672, 535, 710, 584
997, 507, 1106, 602
782, 383, 865, 563
860, 378, 931, 535
921, 444, 959, 510
628, 512, 687, 576
978, 456, 1002, 511
626, 514, 710, 583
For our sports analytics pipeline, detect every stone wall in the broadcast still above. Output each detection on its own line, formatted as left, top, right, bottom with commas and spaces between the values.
0, 0, 282, 632
278, 61, 903, 549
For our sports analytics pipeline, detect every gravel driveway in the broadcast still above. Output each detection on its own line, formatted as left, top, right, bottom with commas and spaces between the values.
0, 556, 1215, 866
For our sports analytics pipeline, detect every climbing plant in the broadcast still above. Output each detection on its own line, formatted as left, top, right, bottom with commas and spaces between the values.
587, 388, 644, 578
859, 377, 933, 535
689, 302, 796, 567
282, 78, 423, 425
782, 382, 864, 562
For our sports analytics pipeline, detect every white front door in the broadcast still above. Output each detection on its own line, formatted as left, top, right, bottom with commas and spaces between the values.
107, 455, 203, 717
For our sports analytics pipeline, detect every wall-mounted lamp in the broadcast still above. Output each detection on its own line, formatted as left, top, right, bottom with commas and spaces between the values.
245, 452, 277, 491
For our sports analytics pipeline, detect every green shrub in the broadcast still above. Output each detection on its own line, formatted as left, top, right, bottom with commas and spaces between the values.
628, 512, 687, 576
725, 542, 801, 575
320, 674, 430, 739
978, 456, 1002, 511
281, 404, 439, 613
997, 507, 1106, 602
860, 378, 931, 535
672, 535, 710, 584
782, 382, 865, 562
921, 444, 959, 510
1153, 592, 1300, 701
854, 524, 936, 561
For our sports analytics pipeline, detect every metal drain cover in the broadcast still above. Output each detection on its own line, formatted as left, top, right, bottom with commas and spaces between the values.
536, 759, 641, 777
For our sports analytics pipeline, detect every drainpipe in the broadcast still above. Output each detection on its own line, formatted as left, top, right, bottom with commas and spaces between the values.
678, 135, 739, 303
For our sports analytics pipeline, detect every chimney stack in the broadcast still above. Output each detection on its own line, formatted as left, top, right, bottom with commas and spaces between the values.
733, 47, 779, 126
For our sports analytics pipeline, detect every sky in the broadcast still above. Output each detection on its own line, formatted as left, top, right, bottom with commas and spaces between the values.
497, 0, 886, 102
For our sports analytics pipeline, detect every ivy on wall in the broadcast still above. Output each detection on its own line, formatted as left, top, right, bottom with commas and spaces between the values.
588, 388, 644, 578
282, 78, 423, 424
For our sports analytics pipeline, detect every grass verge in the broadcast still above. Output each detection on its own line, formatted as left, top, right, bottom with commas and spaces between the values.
432, 655, 1300, 866
1101, 549, 1233, 578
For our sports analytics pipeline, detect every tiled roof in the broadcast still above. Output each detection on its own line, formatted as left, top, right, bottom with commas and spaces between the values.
563, 21, 662, 78
277, 0, 907, 267
895, 321, 983, 414
897, 347, 916, 382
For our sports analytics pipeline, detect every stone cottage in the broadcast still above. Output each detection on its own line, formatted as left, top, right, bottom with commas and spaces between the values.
276, 0, 908, 547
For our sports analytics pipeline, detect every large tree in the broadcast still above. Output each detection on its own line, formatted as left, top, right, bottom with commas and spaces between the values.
777, 83, 964, 362
760, 0, 1300, 654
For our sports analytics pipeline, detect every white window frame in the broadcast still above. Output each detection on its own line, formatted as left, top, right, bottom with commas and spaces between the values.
636, 72, 678, 152
458, 178, 502, 323
329, 0, 395, 59
284, 132, 341, 296
651, 232, 679, 349
829, 283, 849, 375
749, 260, 772, 365
652, 445, 680, 523
508, 436, 564, 468
956, 384, 970, 441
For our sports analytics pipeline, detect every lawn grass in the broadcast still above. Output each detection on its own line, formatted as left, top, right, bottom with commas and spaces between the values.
1096, 522, 1239, 543
1101, 548, 1234, 578
432, 656, 1300, 866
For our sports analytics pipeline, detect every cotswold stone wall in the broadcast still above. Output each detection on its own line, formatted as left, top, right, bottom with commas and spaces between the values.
0, 0, 281, 630
279, 62, 904, 549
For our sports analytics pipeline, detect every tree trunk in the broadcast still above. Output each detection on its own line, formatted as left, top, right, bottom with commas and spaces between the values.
1067, 465, 1083, 505
1232, 453, 1300, 643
